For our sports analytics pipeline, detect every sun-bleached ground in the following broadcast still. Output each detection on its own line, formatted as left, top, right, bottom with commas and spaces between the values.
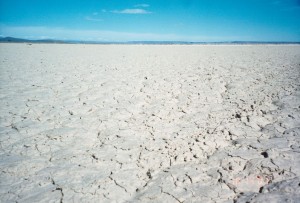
0, 43, 299, 202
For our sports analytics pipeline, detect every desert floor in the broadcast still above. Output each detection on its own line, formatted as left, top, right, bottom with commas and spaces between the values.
0, 44, 299, 202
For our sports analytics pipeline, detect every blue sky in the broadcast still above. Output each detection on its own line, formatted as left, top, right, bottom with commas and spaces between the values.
0, 0, 299, 42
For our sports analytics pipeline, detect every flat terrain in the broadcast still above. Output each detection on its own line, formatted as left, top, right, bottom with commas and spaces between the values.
0, 44, 299, 202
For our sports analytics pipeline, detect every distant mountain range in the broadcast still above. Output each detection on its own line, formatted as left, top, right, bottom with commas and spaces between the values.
0, 37, 67, 43
0, 36, 299, 45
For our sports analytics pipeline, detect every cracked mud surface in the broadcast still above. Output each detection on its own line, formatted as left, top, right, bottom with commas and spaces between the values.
0, 44, 300, 202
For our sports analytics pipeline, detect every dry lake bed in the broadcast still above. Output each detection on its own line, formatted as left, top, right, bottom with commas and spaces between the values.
0, 43, 300, 202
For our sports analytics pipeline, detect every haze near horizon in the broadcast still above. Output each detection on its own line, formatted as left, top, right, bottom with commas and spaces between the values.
0, 0, 300, 42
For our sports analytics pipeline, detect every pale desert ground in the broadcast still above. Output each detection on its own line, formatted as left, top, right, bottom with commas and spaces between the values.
0, 43, 299, 203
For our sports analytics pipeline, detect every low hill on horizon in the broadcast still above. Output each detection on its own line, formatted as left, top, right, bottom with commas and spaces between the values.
0, 36, 299, 45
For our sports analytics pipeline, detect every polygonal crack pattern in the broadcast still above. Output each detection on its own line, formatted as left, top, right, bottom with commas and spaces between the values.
0, 44, 299, 202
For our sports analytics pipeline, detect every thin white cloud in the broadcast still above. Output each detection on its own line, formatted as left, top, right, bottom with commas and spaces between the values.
111, 8, 151, 14
101, 9, 107, 13
0, 26, 213, 42
85, 16, 103, 22
0, 25, 257, 42
134, 4, 149, 7
92, 12, 98, 15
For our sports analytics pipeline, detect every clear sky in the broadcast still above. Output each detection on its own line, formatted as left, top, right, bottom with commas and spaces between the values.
0, 0, 299, 42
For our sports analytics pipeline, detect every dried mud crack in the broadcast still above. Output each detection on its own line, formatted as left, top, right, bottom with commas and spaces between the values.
0, 44, 299, 202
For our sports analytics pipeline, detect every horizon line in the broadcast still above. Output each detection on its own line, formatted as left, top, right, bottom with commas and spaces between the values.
1, 36, 300, 45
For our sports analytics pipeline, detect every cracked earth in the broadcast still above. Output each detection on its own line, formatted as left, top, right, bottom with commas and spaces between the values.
0, 44, 300, 202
